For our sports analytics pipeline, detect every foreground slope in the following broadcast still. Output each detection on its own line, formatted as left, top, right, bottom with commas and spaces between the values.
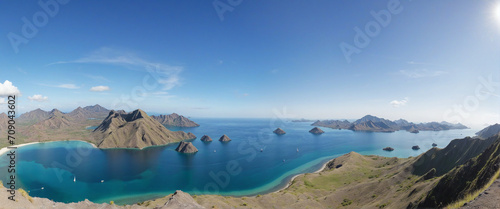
93, 109, 196, 149
417, 135, 500, 208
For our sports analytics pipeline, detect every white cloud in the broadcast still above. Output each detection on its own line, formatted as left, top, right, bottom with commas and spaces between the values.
390, 97, 409, 108
57, 84, 80, 89
399, 69, 447, 78
51, 47, 183, 91
28, 94, 48, 102
0, 98, 6, 104
90, 86, 110, 92
0, 80, 21, 97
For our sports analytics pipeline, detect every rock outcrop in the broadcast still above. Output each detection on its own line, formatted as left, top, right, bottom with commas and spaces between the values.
200, 135, 212, 142
219, 134, 231, 142
152, 113, 199, 127
175, 141, 198, 153
92, 109, 196, 149
309, 127, 324, 135
273, 128, 286, 135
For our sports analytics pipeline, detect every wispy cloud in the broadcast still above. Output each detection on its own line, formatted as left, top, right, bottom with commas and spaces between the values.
399, 69, 447, 78
85, 74, 110, 82
51, 47, 183, 91
90, 86, 110, 92
28, 94, 48, 102
57, 84, 80, 89
390, 97, 409, 108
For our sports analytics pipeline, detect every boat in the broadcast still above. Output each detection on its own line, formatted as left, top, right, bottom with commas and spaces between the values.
283, 159, 286, 162
101, 180, 104, 183
214, 150, 216, 153
297, 148, 299, 152
73, 176, 76, 182
260, 148, 263, 152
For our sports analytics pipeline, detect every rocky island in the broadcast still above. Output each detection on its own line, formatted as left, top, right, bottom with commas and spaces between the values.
309, 127, 325, 134
92, 109, 196, 149
412, 145, 420, 150
219, 134, 232, 142
200, 135, 213, 142
273, 128, 286, 135
383, 147, 394, 151
175, 141, 198, 153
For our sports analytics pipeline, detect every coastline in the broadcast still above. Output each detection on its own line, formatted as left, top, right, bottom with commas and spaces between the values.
0, 140, 98, 156
273, 157, 334, 193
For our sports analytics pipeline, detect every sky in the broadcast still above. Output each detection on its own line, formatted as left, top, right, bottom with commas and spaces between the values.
0, 0, 499, 128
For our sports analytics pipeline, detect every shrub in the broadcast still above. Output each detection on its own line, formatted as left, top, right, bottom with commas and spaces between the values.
341, 199, 352, 206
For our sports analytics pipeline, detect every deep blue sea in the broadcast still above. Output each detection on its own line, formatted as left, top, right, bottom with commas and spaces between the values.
0, 118, 477, 204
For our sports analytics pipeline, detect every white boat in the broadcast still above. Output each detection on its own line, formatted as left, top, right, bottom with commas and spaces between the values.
260, 148, 263, 152
73, 176, 76, 182
297, 148, 299, 152
214, 150, 216, 153
101, 180, 104, 183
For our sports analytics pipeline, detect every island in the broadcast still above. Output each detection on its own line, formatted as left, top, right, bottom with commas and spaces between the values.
383, 147, 394, 151
92, 109, 196, 149
200, 135, 213, 142
309, 127, 325, 135
312, 115, 468, 133
219, 134, 232, 142
175, 141, 198, 153
273, 128, 286, 135
412, 145, 420, 150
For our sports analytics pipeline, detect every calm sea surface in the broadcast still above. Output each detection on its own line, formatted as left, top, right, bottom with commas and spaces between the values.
0, 118, 477, 204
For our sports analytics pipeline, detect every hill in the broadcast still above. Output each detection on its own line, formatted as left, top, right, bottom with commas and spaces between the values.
476, 123, 500, 139
93, 109, 196, 149
411, 136, 498, 176
151, 113, 199, 127
417, 135, 500, 208
17, 108, 50, 124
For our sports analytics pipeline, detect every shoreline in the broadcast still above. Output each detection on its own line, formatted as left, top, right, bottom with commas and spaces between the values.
0, 140, 98, 156
273, 157, 334, 193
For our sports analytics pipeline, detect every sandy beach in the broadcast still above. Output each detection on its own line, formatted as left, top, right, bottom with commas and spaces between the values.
274, 158, 334, 193
0, 140, 98, 156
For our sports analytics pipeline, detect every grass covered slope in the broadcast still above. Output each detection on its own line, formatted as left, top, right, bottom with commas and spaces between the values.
412, 136, 497, 176
190, 152, 439, 209
417, 135, 500, 208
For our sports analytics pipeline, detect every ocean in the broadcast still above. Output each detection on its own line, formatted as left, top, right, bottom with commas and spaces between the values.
0, 118, 477, 205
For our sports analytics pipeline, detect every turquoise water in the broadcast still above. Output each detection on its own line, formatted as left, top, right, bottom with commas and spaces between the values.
0, 118, 477, 205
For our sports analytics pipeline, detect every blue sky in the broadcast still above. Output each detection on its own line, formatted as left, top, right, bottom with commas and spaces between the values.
1, 0, 499, 128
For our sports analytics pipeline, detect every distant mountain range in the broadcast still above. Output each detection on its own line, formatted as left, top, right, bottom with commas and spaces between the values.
312, 115, 468, 132
93, 109, 196, 149
151, 113, 199, 127
0, 105, 200, 149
